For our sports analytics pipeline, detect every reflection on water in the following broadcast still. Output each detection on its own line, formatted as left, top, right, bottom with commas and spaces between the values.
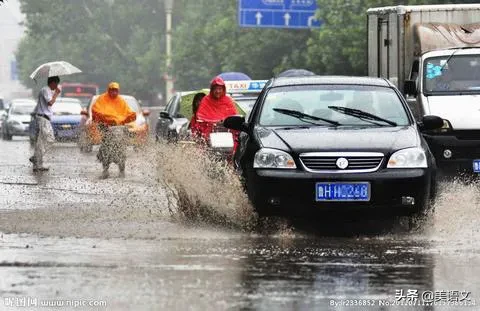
0, 140, 480, 310
2, 234, 461, 311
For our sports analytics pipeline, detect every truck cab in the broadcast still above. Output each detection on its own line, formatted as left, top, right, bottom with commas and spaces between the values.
411, 48, 480, 171
367, 5, 480, 173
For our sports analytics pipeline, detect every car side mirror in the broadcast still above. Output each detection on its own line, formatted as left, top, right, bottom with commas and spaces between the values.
420, 115, 444, 131
404, 80, 417, 96
159, 111, 172, 119
142, 109, 150, 117
224, 115, 248, 132
80, 109, 88, 116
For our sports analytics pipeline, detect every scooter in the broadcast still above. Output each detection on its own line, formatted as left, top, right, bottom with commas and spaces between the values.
178, 119, 238, 162
97, 125, 129, 178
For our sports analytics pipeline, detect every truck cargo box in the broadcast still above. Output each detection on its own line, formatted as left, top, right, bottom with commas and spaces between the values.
367, 4, 480, 93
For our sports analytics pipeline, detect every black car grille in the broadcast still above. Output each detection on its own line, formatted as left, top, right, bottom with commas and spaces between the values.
300, 154, 384, 171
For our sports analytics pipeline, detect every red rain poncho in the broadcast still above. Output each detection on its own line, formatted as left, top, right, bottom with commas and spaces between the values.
191, 77, 239, 159
191, 77, 238, 140
196, 77, 237, 122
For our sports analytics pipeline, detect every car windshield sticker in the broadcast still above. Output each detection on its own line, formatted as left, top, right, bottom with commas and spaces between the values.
426, 63, 444, 80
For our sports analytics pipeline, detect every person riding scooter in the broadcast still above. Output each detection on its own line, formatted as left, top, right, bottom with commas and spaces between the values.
191, 77, 238, 141
190, 77, 240, 161
91, 82, 136, 178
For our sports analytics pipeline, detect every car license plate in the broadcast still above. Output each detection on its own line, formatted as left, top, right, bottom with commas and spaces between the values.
474, 160, 480, 173
61, 124, 72, 129
316, 182, 370, 202
209, 132, 234, 149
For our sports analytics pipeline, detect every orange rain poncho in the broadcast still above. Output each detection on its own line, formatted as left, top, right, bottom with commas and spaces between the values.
92, 93, 136, 126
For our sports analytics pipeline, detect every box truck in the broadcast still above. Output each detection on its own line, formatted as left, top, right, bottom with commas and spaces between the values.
367, 4, 480, 173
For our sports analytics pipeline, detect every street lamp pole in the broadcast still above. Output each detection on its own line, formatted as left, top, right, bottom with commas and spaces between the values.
164, 0, 174, 103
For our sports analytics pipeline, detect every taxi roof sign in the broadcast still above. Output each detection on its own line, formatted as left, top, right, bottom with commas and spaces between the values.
225, 80, 268, 93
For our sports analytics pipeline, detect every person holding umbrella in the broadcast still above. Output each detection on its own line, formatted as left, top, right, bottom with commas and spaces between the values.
29, 76, 61, 172
28, 60, 82, 172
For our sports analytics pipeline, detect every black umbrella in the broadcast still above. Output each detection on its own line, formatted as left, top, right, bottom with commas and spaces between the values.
277, 69, 316, 78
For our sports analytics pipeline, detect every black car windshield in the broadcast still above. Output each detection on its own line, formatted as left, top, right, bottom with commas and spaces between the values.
423, 54, 480, 95
259, 85, 409, 127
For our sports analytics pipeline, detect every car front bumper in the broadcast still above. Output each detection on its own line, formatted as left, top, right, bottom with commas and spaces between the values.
424, 132, 480, 173
246, 168, 434, 217
7, 123, 30, 136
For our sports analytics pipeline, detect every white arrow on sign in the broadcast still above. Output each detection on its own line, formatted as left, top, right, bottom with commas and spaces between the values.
308, 15, 318, 27
284, 13, 291, 26
255, 12, 263, 25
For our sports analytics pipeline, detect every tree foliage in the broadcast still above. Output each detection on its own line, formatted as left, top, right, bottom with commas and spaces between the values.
171, 0, 313, 90
16, 0, 479, 97
16, 0, 174, 98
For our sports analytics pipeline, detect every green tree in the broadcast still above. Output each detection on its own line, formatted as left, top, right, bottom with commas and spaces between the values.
16, 0, 177, 99
172, 0, 313, 90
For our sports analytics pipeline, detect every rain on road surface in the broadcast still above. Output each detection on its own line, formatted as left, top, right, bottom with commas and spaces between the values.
0, 137, 479, 310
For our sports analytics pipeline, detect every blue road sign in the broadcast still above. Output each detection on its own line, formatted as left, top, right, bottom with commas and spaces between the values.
238, 0, 321, 29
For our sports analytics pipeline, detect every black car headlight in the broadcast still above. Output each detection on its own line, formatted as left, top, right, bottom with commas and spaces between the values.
387, 147, 428, 168
254, 148, 296, 169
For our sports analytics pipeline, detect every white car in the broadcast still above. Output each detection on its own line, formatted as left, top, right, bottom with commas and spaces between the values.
2, 99, 36, 140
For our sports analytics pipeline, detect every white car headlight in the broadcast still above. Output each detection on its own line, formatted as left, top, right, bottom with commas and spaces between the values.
254, 148, 296, 169
387, 147, 427, 168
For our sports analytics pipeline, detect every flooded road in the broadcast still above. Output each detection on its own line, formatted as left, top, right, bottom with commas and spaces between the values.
0, 138, 479, 310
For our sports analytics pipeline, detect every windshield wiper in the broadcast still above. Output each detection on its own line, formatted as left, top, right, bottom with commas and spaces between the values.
438, 47, 471, 73
273, 108, 341, 126
328, 106, 397, 126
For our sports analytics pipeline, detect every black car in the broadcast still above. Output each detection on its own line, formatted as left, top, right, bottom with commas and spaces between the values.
155, 91, 193, 142
224, 76, 444, 220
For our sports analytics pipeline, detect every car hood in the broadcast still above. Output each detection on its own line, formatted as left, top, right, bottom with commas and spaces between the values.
51, 115, 82, 124
255, 126, 420, 154
426, 95, 480, 130
8, 114, 31, 123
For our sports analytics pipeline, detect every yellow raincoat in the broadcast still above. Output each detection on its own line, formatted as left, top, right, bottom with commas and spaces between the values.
92, 93, 136, 126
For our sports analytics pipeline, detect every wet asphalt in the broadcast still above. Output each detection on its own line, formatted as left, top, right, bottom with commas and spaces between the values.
0, 135, 479, 311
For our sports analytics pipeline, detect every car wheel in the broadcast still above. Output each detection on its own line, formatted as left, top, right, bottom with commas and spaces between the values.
84, 144, 93, 153
80, 143, 93, 153
245, 178, 273, 218
407, 199, 433, 232
3, 130, 12, 140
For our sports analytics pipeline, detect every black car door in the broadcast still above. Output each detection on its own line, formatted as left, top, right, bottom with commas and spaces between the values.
156, 95, 178, 139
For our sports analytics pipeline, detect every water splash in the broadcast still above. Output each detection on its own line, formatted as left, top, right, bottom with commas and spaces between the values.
154, 141, 257, 231
429, 178, 480, 242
